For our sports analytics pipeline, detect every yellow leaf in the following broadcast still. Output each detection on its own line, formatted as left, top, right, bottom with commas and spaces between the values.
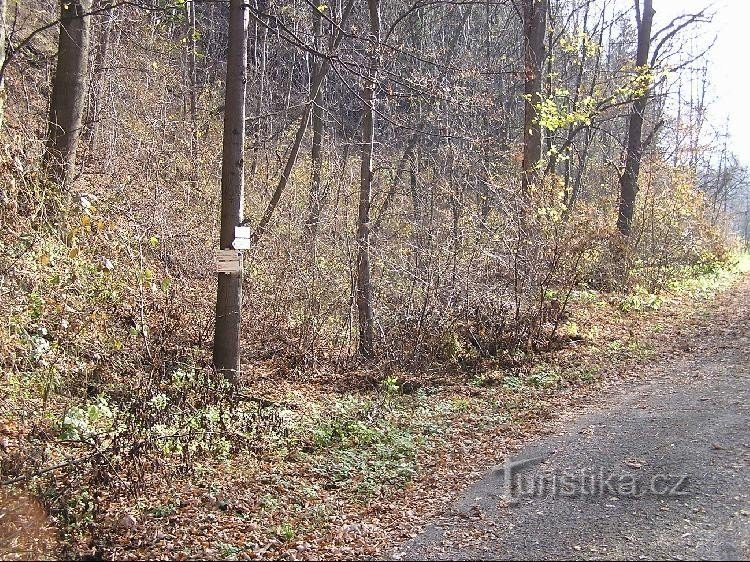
38, 254, 50, 266
68, 248, 80, 258
81, 214, 91, 227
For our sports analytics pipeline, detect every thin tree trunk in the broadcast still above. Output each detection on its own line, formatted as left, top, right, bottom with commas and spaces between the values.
565, 127, 593, 216
356, 0, 380, 358
521, 0, 547, 194
302, 4, 327, 361
249, 1, 268, 178
213, 0, 249, 381
673, 79, 682, 167
0, 0, 6, 130
86, 0, 113, 156
186, 0, 198, 156
306, 4, 325, 236
616, 0, 654, 237
544, 4, 554, 159
44, 0, 92, 186
550, 1, 591, 178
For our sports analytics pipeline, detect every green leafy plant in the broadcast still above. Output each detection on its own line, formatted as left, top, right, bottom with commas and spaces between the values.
277, 523, 296, 542
381, 375, 400, 395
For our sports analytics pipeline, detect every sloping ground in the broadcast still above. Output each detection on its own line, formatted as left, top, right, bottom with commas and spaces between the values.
394, 279, 750, 560
2, 268, 749, 560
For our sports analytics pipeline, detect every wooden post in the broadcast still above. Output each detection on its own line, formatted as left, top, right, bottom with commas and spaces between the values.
213, 0, 249, 381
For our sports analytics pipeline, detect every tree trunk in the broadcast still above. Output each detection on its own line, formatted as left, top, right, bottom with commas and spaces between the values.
0, 0, 6, 130
521, 0, 547, 194
302, 4, 326, 361
249, 1, 268, 178
86, 0, 114, 156
544, 4, 554, 160
306, 4, 325, 236
213, 0, 249, 381
616, 0, 654, 237
356, 0, 380, 358
186, 0, 198, 154
44, 0, 92, 186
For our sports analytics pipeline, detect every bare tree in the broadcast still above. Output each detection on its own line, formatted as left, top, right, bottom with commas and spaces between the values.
0, 0, 6, 130
85, 0, 114, 156
250, 0, 354, 245
186, 0, 198, 156
356, 0, 381, 358
521, 0, 548, 194
616, 0, 654, 236
306, 3, 325, 237
44, 0, 92, 185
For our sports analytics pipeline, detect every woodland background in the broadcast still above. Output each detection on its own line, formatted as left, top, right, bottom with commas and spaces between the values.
1, 0, 749, 558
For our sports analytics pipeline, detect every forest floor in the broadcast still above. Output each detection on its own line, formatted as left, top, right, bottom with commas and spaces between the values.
2, 258, 750, 560
394, 276, 750, 561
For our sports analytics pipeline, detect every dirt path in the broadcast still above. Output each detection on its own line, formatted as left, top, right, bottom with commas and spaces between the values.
394, 280, 750, 561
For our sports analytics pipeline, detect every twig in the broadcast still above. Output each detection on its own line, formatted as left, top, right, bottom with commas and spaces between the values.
1, 453, 96, 486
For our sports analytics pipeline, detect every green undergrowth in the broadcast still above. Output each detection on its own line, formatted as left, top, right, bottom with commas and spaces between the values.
668, 250, 750, 298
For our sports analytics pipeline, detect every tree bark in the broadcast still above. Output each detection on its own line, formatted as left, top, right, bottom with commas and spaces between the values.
306, 4, 325, 237
186, 0, 198, 155
521, 0, 547, 194
356, 0, 380, 358
86, 0, 114, 156
249, 0, 268, 178
44, 0, 92, 186
616, 0, 654, 237
213, 0, 249, 381
0, 0, 6, 130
